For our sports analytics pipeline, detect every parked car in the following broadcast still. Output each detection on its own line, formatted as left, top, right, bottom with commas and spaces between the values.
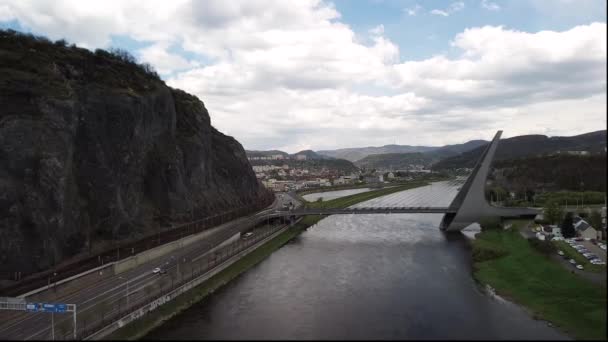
569, 259, 577, 265
600, 245, 607, 251
557, 250, 564, 256
576, 264, 584, 270
591, 259, 606, 265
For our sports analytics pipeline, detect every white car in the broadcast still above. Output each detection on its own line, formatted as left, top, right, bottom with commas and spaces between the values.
569, 259, 577, 265
152, 267, 161, 274
591, 260, 606, 265
600, 245, 607, 250
557, 250, 564, 256
576, 264, 584, 270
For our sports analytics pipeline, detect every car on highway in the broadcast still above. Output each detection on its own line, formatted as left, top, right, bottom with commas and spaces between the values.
576, 264, 584, 270
152, 267, 161, 274
243, 232, 254, 239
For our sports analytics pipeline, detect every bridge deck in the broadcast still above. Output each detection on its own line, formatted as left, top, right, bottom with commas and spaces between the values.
273, 207, 455, 217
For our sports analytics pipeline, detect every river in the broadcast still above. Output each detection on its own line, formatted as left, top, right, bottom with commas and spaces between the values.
147, 181, 567, 340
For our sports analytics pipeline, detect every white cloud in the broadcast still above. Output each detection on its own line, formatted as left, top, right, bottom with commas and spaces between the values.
450, 2, 465, 12
405, 4, 422, 16
430, 9, 449, 16
0, 1, 605, 151
430, 2, 465, 17
369, 24, 384, 35
481, 0, 500, 11
138, 43, 199, 75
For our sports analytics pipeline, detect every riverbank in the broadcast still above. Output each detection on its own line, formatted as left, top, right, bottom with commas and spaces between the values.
107, 180, 433, 340
304, 181, 429, 208
471, 222, 607, 340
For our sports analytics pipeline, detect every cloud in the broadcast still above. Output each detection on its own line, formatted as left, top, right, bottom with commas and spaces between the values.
430, 1, 465, 17
481, 0, 500, 11
430, 9, 449, 16
369, 24, 384, 35
405, 4, 422, 16
137, 43, 199, 75
0, 1, 605, 151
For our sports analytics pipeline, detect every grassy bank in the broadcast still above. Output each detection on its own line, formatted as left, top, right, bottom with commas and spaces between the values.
472, 223, 607, 340
106, 180, 430, 340
305, 181, 428, 208
297, 182, 381, 195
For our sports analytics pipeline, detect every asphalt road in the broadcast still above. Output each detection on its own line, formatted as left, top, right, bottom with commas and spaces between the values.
0, 193, 298, 340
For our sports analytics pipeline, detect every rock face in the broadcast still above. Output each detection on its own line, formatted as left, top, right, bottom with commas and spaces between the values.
0, 31, 270, 275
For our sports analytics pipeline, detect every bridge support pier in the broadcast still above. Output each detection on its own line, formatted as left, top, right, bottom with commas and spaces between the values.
440, 131, 539, 231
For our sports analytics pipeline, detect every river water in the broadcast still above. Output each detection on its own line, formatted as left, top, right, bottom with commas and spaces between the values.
147, 181, 567, 340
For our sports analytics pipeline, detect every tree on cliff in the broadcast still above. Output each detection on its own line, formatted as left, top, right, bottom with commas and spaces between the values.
561, 212, 576, 238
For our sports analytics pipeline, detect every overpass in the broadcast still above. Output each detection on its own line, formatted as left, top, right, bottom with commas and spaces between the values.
271, 130, 540, 231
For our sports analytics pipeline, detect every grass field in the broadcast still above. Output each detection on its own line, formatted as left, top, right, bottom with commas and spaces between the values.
472, 223, 607, 340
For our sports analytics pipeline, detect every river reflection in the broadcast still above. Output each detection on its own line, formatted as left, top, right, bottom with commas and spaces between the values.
148, 181, 567, 340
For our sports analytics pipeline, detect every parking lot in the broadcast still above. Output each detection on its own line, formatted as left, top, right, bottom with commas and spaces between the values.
580, 240, 607, 262
563, 238, 607, 266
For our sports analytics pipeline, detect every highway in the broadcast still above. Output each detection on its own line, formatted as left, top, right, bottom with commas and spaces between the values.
0, 192, 300, 340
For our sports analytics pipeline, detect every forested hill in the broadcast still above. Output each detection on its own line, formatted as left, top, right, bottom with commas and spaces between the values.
432, 130, 607, 170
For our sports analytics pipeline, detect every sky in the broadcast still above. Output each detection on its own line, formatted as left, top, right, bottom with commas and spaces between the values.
0, 0, 606, 153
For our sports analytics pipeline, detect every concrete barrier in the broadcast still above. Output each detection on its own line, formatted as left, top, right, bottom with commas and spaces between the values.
113, 217, 262, 275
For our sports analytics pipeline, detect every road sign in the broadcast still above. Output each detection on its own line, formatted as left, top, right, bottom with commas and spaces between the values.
39, 303, 68, 313
26, 303, 38, 312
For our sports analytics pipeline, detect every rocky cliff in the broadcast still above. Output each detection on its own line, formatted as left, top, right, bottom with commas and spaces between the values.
0, 30, 271, 275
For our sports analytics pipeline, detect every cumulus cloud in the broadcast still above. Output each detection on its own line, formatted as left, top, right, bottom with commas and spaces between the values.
0, 1, 605, 151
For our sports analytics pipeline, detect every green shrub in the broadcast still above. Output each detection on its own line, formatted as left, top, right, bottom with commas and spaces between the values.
472, 239, 509, 262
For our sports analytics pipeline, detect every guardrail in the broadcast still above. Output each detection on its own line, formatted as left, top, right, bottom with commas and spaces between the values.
80, 220, 296, 340
0, 192, 275, 297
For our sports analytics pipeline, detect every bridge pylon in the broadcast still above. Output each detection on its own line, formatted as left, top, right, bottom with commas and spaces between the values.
440, 131, 539, 231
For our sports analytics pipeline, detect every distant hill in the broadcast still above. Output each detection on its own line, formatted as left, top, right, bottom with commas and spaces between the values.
245, 149, 289, 158
292, 149, 333, 160
317, 140, 488, 162
317, 144, 438, 162
355, 152, 436, 170
432, 130, 607, 170
245, 149, 357, 173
